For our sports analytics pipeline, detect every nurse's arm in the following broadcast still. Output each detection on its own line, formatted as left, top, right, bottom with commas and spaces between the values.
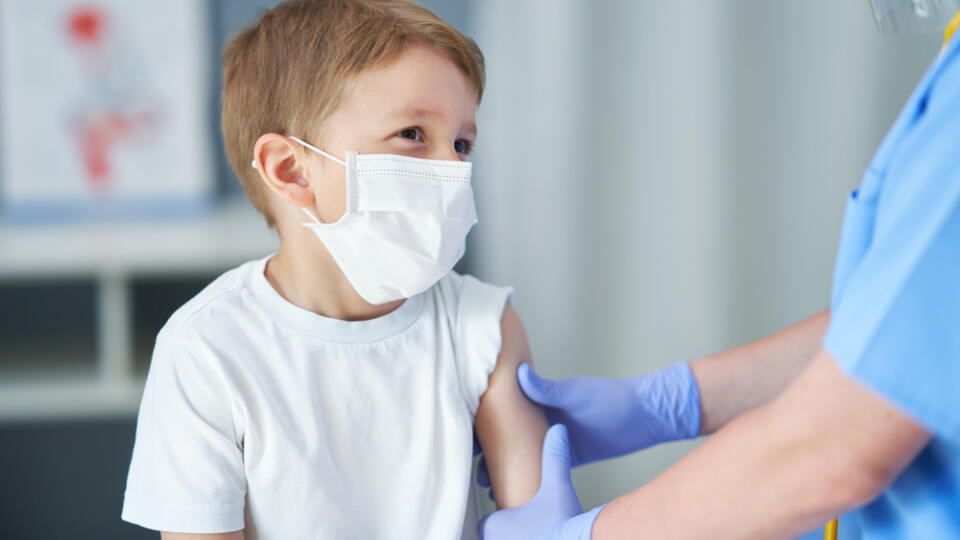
691, 309, 830, 434
592, 350, 930, 540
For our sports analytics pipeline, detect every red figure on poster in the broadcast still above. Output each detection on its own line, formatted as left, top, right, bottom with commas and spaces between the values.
66, 5, 158, 191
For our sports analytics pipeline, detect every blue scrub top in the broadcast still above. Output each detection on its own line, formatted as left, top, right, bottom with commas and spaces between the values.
815, 33, 960, 539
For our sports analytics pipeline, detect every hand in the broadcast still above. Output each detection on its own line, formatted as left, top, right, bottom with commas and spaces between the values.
477, 362, 701, 499
478, 425, 604, 540
518, 362, 701, 466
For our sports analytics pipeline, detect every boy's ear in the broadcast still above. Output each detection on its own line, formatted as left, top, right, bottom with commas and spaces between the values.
252, 133, 314, 207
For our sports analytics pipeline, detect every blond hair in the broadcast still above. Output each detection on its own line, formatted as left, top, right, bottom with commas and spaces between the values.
222, 0, 485, 226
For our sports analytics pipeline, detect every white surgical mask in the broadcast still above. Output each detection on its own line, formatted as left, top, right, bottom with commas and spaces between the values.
255, 136, 477, 305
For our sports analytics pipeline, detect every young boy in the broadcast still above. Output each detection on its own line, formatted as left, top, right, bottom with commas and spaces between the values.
120, 1, 548, 538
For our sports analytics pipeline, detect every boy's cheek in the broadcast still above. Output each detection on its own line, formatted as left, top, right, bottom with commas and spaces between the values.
311, 176, 347, 223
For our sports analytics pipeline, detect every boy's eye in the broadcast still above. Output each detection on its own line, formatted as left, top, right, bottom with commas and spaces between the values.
454, 139, 473, 156
396, 128, 423, 141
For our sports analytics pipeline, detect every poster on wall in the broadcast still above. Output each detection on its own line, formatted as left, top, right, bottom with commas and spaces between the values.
0, 0, 212, 222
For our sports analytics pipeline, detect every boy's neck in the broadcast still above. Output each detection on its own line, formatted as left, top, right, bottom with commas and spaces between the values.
264, 236, 404, 322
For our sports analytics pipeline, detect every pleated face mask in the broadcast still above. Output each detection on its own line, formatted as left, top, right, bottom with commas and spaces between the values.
255, 136, 477, 305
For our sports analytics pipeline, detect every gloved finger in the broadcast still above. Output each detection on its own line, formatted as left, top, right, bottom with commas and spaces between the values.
517, 363, 567, 408
477, 455, 491, 488
537, 425, 584, 515
539, 424, 574, 486
477, 512, 491, 538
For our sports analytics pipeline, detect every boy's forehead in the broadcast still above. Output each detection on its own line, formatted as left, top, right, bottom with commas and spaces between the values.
344, 45, 478, 123
385, 106, 477, 135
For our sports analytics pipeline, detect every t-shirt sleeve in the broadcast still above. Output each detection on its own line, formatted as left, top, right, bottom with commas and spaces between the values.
121, 332, 246, 533
823, 56, 960, 444
442, 273, 514, 416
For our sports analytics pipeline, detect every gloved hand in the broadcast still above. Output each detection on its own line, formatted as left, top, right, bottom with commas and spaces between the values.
477, 362, 701, 499
517, 361, 701, 466
478, 424, 604, 540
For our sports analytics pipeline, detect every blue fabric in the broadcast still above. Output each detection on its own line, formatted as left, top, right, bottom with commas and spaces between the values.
821, 32, 960, 539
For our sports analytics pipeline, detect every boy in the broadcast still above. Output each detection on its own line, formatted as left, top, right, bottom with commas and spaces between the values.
120, 1, 549, 538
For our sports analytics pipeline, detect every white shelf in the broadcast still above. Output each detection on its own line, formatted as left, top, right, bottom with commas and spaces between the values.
0, 200, 279, 278
0, 375, 146, 422
0, 200, 279, 421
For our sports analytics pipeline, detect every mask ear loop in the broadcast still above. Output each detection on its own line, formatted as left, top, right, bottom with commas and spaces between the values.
287, 135, 347, 225
250, 136, 348, 224
289, 136, 346, 166
252, 157, 326, 224
300, 207, 323, 224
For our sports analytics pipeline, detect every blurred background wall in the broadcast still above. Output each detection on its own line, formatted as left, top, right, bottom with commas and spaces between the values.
469, 0, 940, 517
0, 0, 942, 538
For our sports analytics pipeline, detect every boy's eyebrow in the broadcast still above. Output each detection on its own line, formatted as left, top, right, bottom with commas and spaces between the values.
389, 106, 477, 137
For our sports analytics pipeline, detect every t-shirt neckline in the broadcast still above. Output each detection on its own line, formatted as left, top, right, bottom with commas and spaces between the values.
247, 255, 426, 344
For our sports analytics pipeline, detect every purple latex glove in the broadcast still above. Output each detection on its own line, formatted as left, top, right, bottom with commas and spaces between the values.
519, 362, 701, 466
479, 425, 604, 540
477, 362, 701, 498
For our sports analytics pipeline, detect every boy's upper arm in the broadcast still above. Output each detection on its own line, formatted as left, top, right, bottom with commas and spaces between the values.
474, 303, 550, 509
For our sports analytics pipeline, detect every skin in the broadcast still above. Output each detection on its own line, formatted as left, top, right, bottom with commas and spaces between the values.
477, 303, 549, 509
692, 310, 832, 435
589, 314, 931, 539
162, 44, 547, 539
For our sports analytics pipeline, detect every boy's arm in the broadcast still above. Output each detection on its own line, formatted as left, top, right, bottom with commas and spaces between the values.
474, 303, 550, 509
162, 531, 244, 539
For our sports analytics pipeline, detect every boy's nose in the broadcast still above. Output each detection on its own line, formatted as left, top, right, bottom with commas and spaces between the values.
430, 145, 464, 163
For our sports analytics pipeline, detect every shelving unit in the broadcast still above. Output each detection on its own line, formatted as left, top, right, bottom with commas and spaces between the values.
0, 200, 278, 421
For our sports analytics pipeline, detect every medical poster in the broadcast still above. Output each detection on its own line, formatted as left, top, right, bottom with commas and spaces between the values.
0, 0, 212, 221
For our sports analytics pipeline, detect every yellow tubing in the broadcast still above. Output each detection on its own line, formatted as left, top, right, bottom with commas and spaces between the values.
824, 518, 838, 540
946, 9, 960, 48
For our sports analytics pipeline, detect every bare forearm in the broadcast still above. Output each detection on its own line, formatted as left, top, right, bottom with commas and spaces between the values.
691, 310, 829, 434
592, 352, 929, 540
593, 401, 841, 540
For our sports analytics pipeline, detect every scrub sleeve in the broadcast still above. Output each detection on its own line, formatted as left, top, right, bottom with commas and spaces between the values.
823, 41, 960, 445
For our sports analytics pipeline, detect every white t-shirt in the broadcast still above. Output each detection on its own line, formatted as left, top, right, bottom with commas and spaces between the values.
121, 255, 512, 539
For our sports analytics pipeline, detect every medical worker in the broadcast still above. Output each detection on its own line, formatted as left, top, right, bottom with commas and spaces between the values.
480, 1, 960, 538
